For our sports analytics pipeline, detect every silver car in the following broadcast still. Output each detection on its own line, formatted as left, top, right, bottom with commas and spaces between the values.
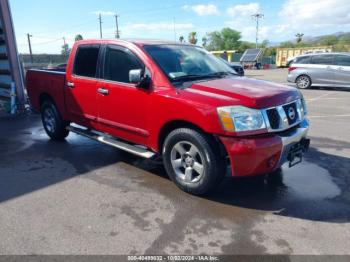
287, 53, 350, 89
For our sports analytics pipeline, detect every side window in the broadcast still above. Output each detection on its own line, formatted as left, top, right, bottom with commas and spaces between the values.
73, 45, 100, 77
310, 55, 334, 65
336, 55, 350, 66
103, 46, 143, 83
295, 56, 310, 64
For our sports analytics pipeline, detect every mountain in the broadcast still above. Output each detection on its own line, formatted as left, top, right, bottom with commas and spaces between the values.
297, 32, 350, 44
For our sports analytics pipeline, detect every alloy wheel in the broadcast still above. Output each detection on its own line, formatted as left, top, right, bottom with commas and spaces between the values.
170, 141, 205, 183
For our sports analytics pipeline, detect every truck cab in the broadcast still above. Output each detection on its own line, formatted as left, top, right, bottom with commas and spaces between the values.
26, 39, 310, 195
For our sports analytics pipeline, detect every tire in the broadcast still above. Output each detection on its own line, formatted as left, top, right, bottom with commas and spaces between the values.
41, 100, 70, 140
296, 75, 312, 89
162, 128, 225, 195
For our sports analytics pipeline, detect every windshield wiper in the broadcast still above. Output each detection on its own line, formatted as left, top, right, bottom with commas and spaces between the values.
171, 74, 207, 82
172, 72, 236, 82
206, 71, 237, 78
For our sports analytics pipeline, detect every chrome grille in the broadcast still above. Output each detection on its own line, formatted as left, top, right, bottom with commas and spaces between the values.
263, 100, 304, 133
266, 108, 280, 129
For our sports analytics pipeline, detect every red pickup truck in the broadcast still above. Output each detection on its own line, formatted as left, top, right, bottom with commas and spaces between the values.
26, 39, 310, 195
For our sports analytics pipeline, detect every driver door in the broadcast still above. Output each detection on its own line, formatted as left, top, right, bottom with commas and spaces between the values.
97, 45, 151, 145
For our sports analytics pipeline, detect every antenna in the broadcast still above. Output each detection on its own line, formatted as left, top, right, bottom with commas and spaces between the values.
251, 13, 264, 49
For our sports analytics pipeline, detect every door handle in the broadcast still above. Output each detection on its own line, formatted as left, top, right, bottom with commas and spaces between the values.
98, 88, 109, 96
67, 82, 75, 88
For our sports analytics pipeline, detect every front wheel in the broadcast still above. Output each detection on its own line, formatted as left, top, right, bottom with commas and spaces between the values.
41, 100, 70, 140
163, 128, 225, 195
296, 75, 312, 89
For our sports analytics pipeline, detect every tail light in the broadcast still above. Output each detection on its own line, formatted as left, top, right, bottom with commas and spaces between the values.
289, 67, 297, 72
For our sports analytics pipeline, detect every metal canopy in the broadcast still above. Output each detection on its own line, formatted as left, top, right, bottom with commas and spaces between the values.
0, 0, 25, 113
240, 49, 264, 62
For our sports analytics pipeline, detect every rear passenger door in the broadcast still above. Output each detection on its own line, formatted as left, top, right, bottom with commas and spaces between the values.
333, 55, 350, 88
66, 45, 101, 128
308, 55, 335, 86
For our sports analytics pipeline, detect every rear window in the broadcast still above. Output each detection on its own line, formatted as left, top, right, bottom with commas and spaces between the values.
310, 55, 334, 65
73, 45, 100, 77
335, 55, 350, 66
294, 56, 310, 64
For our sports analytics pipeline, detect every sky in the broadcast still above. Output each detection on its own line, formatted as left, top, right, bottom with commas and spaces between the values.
9, 0, 350, 54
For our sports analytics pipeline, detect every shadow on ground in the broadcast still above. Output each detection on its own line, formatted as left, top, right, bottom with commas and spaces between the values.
1, 115, 349, 223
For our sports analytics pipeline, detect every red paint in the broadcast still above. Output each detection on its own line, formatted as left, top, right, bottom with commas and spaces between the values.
26, 39, 303, 178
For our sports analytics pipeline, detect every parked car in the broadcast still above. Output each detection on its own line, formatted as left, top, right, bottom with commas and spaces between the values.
26, 40, 310, 195
288, 53, 350, 89
219, 58, 245, 76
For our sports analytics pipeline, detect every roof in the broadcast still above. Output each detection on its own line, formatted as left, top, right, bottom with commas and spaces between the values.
76, 38, 194, 47
297, 52, 350, 57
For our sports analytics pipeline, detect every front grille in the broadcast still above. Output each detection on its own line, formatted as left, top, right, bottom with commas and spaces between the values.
266, 108, 280, 129
263, 100, 303, 133
283, 103, 299, 125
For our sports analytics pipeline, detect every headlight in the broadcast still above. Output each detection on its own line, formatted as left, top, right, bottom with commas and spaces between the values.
217, 106, 266, 132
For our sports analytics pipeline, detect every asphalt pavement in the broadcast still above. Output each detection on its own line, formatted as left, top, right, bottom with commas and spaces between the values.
0, 69, 350, 255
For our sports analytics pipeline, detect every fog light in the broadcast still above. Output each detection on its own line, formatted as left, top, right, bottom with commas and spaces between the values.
268, 155, 278, 168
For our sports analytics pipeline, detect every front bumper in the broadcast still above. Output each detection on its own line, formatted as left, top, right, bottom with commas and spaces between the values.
219, 120, 310, 177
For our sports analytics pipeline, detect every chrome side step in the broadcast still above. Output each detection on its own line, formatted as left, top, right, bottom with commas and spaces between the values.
67, 126, 156, 159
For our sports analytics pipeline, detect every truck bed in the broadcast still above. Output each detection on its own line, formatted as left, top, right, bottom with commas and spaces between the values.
26, 69, 67, 114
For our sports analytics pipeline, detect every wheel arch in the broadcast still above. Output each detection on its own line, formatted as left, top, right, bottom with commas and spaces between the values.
39, 92, 55, 109
157, 120, 227, 157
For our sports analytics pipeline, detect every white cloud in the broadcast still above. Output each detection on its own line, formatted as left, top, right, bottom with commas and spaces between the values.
127, 22, 194, 31
279, 0, 350, 27
182, 4, 219, 16
227, 3, 260, 17
92, 11, 115, 16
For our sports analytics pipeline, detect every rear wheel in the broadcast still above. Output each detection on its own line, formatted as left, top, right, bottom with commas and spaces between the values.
163, 128, 225, 195
41, 101, 70, 140
296, 75, 312, 89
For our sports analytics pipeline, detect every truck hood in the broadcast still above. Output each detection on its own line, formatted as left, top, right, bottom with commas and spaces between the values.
185, 77, 300, 109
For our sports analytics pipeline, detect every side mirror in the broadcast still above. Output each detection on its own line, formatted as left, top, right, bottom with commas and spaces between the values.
129, 69, 151, 90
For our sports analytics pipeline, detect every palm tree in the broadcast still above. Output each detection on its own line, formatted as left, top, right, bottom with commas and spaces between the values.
295, 33, 304, 43
75, 34, 83, 41
188, 32, 198, 45
179, 36, 185, 43
202, 36, 208, 47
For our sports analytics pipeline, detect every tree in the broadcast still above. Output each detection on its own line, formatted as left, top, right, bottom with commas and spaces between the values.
279, 41, 296, 48
205, 28, 242, 51
295, 33, 304, 43
75, 34, 83, 41
237, 41, 255, 53
61, 43, 70, 56
202, 36, 208, 47
261, 39, 270, 48
179, 36, 185, 43
320, 35, 338, 46
188, 32, 198, 45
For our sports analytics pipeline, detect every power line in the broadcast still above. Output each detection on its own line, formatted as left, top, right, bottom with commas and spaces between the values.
252, 13, 264, 49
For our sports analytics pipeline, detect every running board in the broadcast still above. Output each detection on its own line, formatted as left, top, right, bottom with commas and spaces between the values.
67, 126, 155, 159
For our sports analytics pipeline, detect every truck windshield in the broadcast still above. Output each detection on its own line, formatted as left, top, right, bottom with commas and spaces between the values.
143, 45, 237, 83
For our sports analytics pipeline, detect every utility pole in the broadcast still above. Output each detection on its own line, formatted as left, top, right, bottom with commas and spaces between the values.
251, 13, 264, 49
62, 37, 69, 56
115, 13, 120, 39
173, 17, 177, 43
27, 33, 33, 64
98, 13, 103, 39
